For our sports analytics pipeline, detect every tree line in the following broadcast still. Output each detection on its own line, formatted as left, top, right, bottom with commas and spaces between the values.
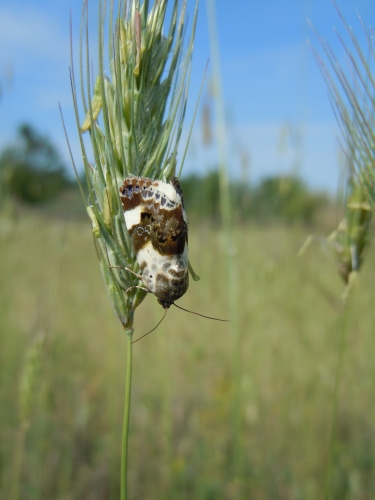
0, 124, 328, 225
181, 172, 328, 226
0, 124, 72, 205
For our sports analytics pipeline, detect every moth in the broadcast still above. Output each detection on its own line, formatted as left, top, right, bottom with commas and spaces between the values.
119, 176, 189, 309
119, 176, 228, 342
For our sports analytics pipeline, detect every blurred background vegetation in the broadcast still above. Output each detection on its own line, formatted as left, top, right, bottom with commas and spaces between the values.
3, 0, 375, 496
0, 124, 72, 206
2, 118, 375, 500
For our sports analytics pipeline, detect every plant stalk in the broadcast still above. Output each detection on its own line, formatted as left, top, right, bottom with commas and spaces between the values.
324, 300, 350, 500
121, 326, 134, 500
11, 421, 30, 500
206, 0, 242, 486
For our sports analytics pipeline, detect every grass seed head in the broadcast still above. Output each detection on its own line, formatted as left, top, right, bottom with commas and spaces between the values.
298, 172, 372, 302
69, 0, 198, 330
311, 7, 375, 212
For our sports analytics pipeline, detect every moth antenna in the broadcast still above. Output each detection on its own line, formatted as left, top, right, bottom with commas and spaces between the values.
172, 303, 230, 322
131, 309, 168, 344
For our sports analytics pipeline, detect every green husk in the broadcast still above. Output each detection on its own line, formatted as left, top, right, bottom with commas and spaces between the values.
65, 0, 198, 327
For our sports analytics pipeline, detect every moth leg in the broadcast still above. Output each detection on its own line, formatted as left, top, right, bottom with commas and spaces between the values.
108, 265, 143, 280
124, 267, 152, 293
125, 285, 150, 294
124, 267, 143, 280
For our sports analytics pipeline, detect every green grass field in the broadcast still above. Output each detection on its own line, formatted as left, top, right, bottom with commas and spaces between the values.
1, 207, 375, 499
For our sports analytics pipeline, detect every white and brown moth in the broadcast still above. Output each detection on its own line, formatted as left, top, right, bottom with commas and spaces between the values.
119, 176, 189, 309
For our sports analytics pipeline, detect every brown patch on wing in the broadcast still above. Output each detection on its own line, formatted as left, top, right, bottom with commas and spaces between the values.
139, 261, 147, 271
132, 205, 187, 256
154, 271, 189, 304
119, 176, 188, 256
170, 177, 188, 245
170, 177, 185, 207
119, 177, 159, 211
153, 206, 187, 255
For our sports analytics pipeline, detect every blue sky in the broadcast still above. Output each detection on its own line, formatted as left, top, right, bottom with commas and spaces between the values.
0, 0, 374, 192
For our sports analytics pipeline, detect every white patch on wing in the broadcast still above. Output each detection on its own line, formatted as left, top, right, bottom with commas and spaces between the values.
124, 205, 143, 230
182, 207, 187, 224
155, 182, 181, 203
145, 181, 184, 214
136, 241, 188, 294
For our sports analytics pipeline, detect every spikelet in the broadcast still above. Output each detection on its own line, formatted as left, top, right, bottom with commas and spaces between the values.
310, 6, 375, 212
327, 175, 372, 286
66, 0, 198, 331
305, 7, 375, 300
299, 171, 372, 302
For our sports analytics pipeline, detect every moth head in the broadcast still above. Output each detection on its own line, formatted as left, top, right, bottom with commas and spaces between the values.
157, 298, 173, 310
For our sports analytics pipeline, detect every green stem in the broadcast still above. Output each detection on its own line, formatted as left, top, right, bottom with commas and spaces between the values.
11, 420, 30, 500
206, 0, 242, 486
324, 301, 350, 500
121, 327, 133, 500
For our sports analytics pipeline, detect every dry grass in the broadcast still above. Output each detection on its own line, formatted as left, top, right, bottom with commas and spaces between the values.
1, 209, 375, 499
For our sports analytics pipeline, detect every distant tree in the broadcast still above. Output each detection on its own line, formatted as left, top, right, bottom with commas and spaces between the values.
181, 170, 221, 220
181, 171, 327, 226
0, 124, 70, 204
250, 176, 326, 225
